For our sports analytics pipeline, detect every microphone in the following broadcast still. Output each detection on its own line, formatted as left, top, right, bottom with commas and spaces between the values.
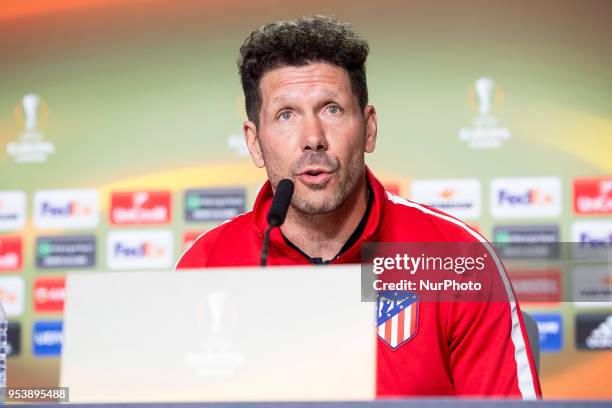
267, 179, 294, 227
261, 179, 294, 266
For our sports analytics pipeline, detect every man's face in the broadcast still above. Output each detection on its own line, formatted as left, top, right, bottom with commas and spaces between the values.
244, 62, 377, 215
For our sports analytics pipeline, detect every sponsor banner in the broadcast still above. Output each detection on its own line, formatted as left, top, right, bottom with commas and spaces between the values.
574, 177, 612, 215
508, 269, 562, 304
576, 314, 612, 350
185, 188, 246, 222
0, 236, 23, 272
183, 231, 206, 251
7, 322, 21, 357
0, 191, 26, 231
36, 235, 96, 269
410, 179, 481, 220
490, 177, 561, 218
531, 313, 563, 352
32, 321, 63, 357
33, 277, 66, 313
572, 266, 612, 307
110, 191, 171, 225
107, 230, 173, 270
493, 225, 560, 259
571, 221, 612, 260
34, 189, 99, 229
0, 276, 24, 316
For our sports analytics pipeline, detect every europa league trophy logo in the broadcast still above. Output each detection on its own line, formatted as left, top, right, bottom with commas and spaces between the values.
21, 93, 43, 139
186, 291, 244, 376
474, 77, 494, 116
6, 93, 55, 162
208, 291, 227, 335
458, 77, 511, 149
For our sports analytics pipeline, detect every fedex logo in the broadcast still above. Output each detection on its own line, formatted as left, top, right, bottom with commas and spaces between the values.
497, 189, 553, 205
107, 230, 173, 270
40, 201, 92, 216
571, 221, 612, 259
574, 177, 612, 215
491, 178, 561, 218
578, 232, 612, 245
114, 241, 165, 257
33, 277, 65, 312
572, 221, 612, 246
34, 189, 99, 229
0, 236, 22, 271
0, 191, 26, 231
110, 191, 171, 225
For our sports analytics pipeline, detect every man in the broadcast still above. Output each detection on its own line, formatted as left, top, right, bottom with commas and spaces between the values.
177, 16, 541, 398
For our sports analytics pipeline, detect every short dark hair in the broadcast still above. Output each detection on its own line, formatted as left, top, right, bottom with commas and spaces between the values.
238, 15, 370, 126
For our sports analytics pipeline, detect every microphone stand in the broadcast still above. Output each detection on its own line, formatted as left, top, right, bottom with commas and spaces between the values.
260, 179, 294, 267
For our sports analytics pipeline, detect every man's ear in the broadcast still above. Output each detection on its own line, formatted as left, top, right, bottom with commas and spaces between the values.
243, 120, 265, 168
363, 104, 378, 153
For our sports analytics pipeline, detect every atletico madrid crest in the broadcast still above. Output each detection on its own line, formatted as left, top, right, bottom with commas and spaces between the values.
377, 291, 419, 350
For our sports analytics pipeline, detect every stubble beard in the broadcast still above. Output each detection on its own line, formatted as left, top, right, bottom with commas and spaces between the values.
262, 149, 364, 216
291, 156, 363, 215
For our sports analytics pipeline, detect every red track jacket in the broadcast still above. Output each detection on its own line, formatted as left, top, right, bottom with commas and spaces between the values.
176, 167, 542, 399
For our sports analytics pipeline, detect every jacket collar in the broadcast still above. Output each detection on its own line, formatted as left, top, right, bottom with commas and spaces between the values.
252, 165, 386, 262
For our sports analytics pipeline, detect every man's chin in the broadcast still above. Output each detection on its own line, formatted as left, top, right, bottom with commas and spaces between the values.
291, 194, 341, 215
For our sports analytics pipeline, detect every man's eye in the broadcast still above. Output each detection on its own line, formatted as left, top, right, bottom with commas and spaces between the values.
278, 111, 292, 120
327, 105, 342, 114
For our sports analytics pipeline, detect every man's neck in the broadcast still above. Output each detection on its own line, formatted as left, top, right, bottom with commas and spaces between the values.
280, 173, 368, 261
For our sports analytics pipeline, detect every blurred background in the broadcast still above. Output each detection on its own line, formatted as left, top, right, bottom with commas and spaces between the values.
0, 0, 611, 399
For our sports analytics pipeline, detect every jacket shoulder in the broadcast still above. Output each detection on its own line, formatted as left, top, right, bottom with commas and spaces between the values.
175, 211, 254, 269
382, 191, 483, 243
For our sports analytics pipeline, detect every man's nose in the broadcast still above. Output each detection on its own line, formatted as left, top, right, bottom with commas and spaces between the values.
300, 114, 328, 152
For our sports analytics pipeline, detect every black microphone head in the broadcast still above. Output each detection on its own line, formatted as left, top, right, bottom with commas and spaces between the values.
267, 179, 294, 227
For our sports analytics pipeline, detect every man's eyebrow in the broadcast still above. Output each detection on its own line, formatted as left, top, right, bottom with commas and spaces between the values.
321, 90, 340, 98
271, 94, 291, 103
271, 90, 341, 103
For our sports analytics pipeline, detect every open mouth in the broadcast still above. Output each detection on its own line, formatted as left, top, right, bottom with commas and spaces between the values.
300, 166, 331, 176
298, 168, 333, 186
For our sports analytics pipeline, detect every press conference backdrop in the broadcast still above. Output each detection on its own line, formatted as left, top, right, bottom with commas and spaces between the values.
0, 0, 611, 399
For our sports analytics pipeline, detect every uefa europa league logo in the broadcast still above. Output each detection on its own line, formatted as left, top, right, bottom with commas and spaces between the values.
458, 77, 511, 149
470, 77, 503, 117
186, 291, 244, 376
474, 77, 495, 116
5, 93, 55, 163
22, 93, 43, 137
207, 291, 227, 335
